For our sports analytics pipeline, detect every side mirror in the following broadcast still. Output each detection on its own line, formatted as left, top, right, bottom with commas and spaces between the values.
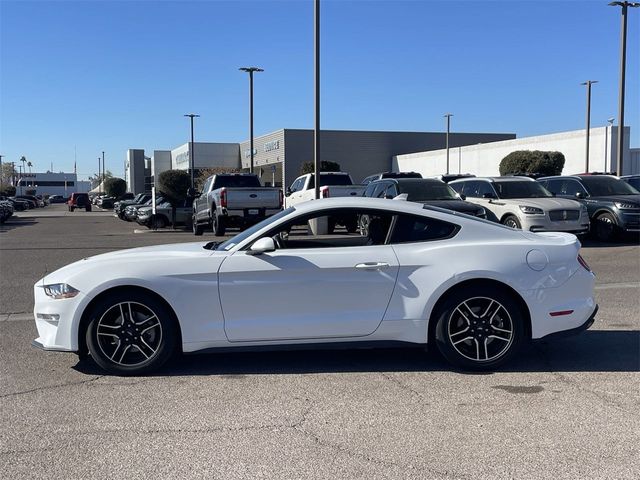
187, 187, 198, 198
384, 194, 394, 200
575, 192, 585, 199
247, 237, 276, 255
457, 193, 466, 200
286, 187, 292, 197
482, 192, 496, 199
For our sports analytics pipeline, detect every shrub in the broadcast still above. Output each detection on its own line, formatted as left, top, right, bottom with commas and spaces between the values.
104, 177, 127, 199
300, 161, 341, 175
499, 151, 565, 176
0, 185, 16, 196
157, 170, 191, 205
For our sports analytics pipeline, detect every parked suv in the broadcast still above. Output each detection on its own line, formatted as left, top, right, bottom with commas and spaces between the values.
363, 178, 486, 217
620, 174, 640, 191
67, 193, 91, 212
538, 174, 640, 241
449, 177, 589, 233
361, 171, 422, 186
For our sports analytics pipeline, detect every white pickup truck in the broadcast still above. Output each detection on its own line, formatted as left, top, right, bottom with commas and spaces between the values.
192, 173, 283, 236
284, 172, 365, 232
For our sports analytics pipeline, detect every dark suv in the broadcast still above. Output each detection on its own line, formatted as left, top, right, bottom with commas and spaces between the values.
67, 193, 92, 212
538, 174, 640, 241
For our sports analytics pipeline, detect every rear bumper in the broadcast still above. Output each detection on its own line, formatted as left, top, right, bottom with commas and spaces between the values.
537, 304, 598, 341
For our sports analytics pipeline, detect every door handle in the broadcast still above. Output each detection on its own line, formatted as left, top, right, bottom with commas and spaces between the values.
355, 262, 390, 270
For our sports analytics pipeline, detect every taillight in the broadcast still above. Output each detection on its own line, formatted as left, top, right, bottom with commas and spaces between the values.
577, 254, 591, 272
321, 186, 330, 198
279, 189, 283, 207
220, 188, 227, 208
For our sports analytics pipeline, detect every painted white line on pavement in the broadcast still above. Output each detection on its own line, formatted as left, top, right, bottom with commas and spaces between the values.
0, 313, 33, 322
594, 282, 640, 290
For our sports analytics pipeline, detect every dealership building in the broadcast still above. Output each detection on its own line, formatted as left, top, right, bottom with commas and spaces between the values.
127, 129, 515, 193
15, 172, 90, 197
394, 126, 639, 177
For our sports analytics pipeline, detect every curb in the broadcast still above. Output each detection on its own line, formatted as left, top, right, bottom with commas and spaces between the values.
133, 228, 191, 234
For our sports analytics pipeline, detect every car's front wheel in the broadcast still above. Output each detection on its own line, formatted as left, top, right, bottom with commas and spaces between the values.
434, 286, 526, 370
502, 215, 521, 229
593, 212, 617, 242
85, 291, 178, 375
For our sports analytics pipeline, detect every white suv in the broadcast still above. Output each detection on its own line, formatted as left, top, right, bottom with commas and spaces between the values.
449, 177, 589, 233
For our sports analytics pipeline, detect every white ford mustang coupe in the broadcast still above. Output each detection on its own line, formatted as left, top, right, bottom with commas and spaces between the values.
33, 197, 597, 374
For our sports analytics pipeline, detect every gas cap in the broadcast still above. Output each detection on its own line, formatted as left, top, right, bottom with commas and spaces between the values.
526, 249, 549, 271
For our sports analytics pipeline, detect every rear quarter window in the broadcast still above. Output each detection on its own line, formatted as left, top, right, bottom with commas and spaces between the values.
390, 214, 459, 244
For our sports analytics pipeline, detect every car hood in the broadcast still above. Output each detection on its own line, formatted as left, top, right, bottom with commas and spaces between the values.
587, 194, 640, 205
41, 242, 227, 287
422, 199, 484, 214
495, 197, 582, 209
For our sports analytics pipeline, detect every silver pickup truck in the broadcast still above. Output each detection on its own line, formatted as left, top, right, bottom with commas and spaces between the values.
192, 173, 283, 236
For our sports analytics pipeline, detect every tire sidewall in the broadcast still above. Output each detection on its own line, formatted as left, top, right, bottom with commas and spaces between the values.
434, 285, 526, 371
85, 291, 178, 375
594, 212, 616, 242
502, 215, 521, 229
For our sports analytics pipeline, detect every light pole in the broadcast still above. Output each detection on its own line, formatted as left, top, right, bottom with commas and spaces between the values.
184, 114, 200, 189
609, 1, 639, 175
605, 117, 614, 171
239, 67, 264, 175
314, 0, 321, 200
580, 80, 598, 173
0, 154, 3, 192
444, 113, 453, 174
102, 151, 105, 185
98, 157, 101, 191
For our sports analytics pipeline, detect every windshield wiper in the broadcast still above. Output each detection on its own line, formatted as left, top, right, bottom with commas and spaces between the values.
203, 241, 222, 250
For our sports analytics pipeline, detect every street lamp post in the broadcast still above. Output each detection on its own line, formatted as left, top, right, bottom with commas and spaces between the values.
102, 151, 105, 185
184, 114, 200, 189
444, 113, 453, 174
609, 1, 639, 175
239, 67, 264, 175
314, 0, 321, 200
605, 117, 615, 171
580, 80, 598, 173
98, 157, 101, 191
0, 154, 4, 192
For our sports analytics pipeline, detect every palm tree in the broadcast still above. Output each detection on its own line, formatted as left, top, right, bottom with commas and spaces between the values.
27, 161, 32, 173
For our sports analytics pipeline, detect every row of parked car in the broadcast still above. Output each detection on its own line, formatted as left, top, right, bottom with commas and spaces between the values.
104, 170, 639, 242
0, 193, 57, 222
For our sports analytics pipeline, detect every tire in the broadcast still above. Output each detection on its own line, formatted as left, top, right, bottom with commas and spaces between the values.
85, 205, 92, 212
434, 285, 526, 371
502, 215, 521, 229
212, 214, 226, 236
70, 206, 75, 212
85, 291, 178, 375
359, 215, 370, 237
152, 215, 167, 229
593, 212, 617, 242
193, 217, 204, 236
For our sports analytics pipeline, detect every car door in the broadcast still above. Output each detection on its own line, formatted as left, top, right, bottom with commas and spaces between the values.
195, 178, 211, 222
285, 177, 307, 207
218, 208, 400, 342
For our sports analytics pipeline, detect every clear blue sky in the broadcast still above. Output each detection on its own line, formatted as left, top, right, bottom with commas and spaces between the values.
1, 0, 638, 179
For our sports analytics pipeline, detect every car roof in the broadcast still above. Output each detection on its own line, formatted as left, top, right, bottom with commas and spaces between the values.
450, 176, 535, 184
371, 178, 445, 185
292, 196, 440, 217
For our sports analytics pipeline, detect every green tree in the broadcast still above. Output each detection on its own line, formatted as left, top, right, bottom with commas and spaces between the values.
300, 160, 341, 175
104, 177, 127, 198
499, 151, 565, 176
157, 170, 191, 228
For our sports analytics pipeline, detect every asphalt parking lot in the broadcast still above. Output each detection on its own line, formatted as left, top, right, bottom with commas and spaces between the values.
1, 205, 639, 479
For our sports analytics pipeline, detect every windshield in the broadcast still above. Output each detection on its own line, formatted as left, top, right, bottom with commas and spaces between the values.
212, 175, 261, 189
215, 208, 294, 251
580, 176, 639, 196
494, 181, 553, 199
400, 181, 458, 201
308, 174, 353, 188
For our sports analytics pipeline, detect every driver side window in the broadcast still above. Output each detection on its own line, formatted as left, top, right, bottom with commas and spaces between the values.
561, 180, 587, 196
290, 177, 305, 193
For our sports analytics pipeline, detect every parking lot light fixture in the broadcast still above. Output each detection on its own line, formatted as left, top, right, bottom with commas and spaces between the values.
444, 114, 453, 174
239, 67, 264, 175
609, 1, 639, 175
580, 80, 598, 173
184, 114, 200, 189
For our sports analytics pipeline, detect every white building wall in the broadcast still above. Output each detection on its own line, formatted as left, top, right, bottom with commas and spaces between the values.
394, 127, 635, 177
630, 148, 640, 174
152, 150, 171, 179
171, 142, 240, 171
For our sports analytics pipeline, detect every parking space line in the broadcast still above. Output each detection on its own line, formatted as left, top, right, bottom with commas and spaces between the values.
594, 282, 640, 290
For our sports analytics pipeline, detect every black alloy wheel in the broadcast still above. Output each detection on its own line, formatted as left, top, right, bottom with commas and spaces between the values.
434, 286, 525, 370
593, 212, 617, 242
85, 291, 178, 375
502, 215, 521, 229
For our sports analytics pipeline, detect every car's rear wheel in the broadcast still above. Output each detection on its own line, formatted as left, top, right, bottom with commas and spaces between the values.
434, 286, 525, 370
593, 212, 617, 242
152, 215, 167, 229
213, 213, 226, 236
193, 216, 204, 236
85, 291, 178, 375
502, 215, 521, 229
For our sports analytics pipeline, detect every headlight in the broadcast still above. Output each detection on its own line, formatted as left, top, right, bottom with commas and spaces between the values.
615, 201, 638, 210
43, 283, 80, 299
519, 205, 544, 215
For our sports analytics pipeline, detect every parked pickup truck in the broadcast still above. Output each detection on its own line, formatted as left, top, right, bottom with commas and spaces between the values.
192, 173, 283, 236
284, 172, 366, 232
